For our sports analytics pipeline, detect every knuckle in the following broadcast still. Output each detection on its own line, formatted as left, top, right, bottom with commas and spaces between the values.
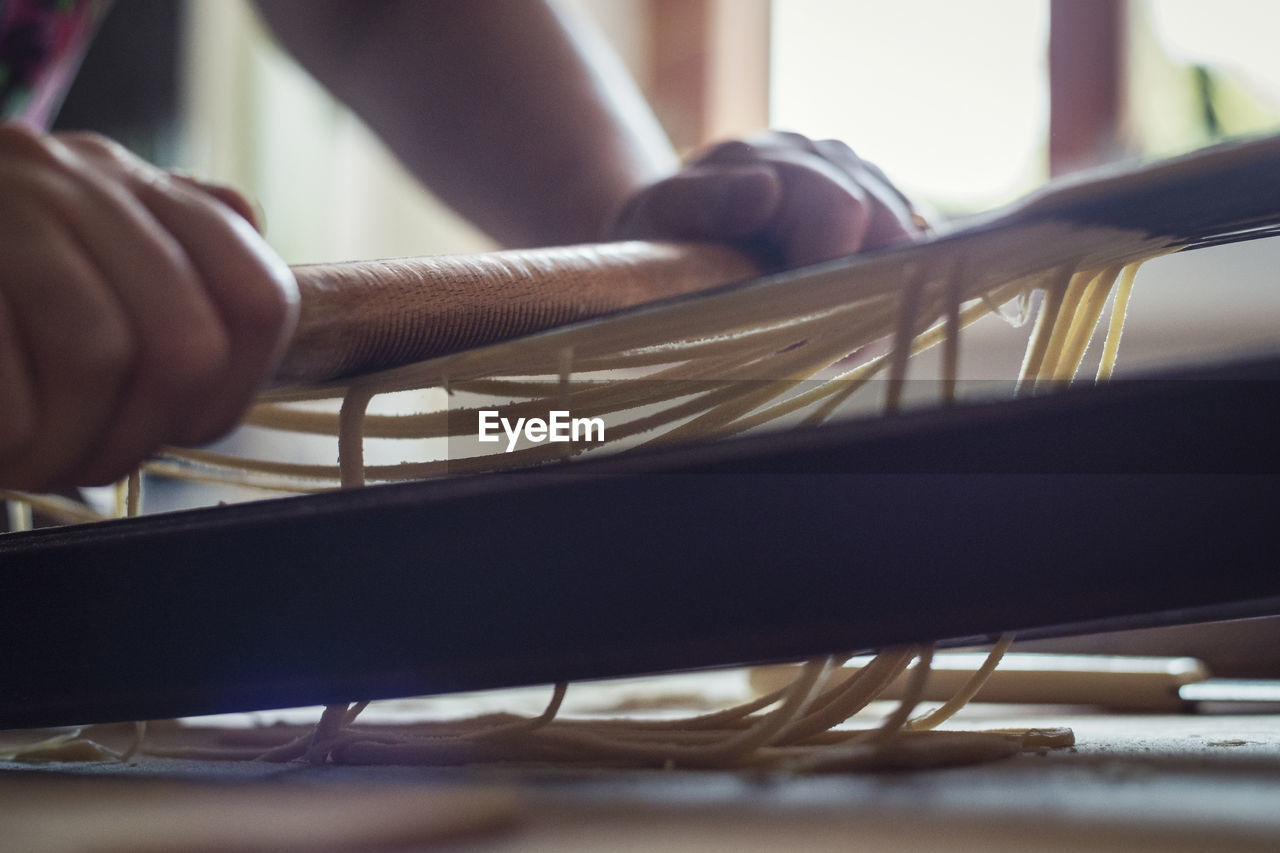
58, 132, 158, 189
693, 139, 758, 166
57, 131, 129, 162
238, 262, 299, 341
814, 138, 861, 166
0, 133, 73, 192
772, 129, 816, 149
183, 177, 260, 228
0, 125, 77, 173
0, 122, 44, 156
742, 129, 819, 156
0, 144, 113, 220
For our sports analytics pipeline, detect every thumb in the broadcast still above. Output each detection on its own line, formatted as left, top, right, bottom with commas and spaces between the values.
612, 164, 782, 241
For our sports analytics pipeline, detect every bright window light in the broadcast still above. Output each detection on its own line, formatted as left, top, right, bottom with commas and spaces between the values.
1152, 0, 1280, 106
770, 0, 1050, 213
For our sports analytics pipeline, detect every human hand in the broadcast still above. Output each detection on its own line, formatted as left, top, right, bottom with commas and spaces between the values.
0, 124, 298, 490
609, 131, 926, 269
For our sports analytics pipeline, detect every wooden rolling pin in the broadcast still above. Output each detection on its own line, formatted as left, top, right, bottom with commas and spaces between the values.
277, 241, 761, 383
274, 134, 1280, 384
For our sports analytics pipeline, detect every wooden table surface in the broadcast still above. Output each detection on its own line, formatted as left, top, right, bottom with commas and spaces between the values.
4, 687, 1280, 852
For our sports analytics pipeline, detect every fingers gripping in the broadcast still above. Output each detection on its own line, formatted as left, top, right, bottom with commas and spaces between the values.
610, 130, 924, 269
0, 127, 296, 489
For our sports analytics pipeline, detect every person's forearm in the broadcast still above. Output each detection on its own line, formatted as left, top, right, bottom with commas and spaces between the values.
254, 0, 678, 248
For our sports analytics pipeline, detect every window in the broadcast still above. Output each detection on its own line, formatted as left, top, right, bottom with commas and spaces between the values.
771, 0, 1050, 213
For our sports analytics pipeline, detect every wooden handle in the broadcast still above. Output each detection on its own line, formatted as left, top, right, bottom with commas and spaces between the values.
276, 241, 760, 383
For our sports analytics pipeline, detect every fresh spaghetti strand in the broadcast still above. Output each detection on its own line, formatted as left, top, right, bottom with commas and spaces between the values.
908, 634, 1015, 731
113, 476, 128, 518
885, 266, 930, 414
125, 469, 142, 517
1016, 265, 1074, 393
446, 657, 835, 769
941, 259, 966, 405
304, 702, 361, 765
1096, 260, 1144, 381
774, 649, 915, 745
304, 386, 382, 765
1034, 269, 1093, 388
865, 646, 934, 743
781, 278, 1025, 429
556, 347, 575, 460
338, 384, 376, 488
465, 682, 567, 739
4, 495, 33, 531
2, 490, 104, 524
1052, 265, 1122, 383
119, 721, 147, 761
